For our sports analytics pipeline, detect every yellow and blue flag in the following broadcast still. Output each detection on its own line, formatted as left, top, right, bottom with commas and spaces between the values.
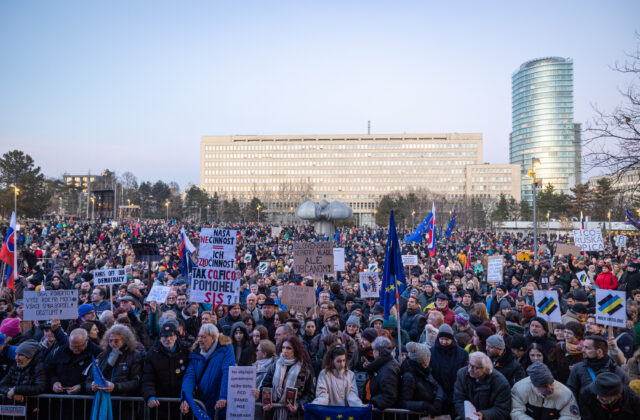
380, 211, 407, 320
303, 403, 372, 420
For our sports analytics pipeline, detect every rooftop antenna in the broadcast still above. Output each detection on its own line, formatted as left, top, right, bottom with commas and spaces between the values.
367, 120, 371, 135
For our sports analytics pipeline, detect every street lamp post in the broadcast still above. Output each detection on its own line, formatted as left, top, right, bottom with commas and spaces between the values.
607, 210, 612, 243
411, 210, 416, 227
91, 197, 95, 220
546, 211, 550, 239
165, 200, 170, 221
10, 184, 19, 217
528, 158, 541, 258
290, 206, 294, 225
257, 205, 262, 223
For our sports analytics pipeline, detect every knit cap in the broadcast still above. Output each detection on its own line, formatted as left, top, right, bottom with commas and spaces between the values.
16, 340, 40, 359
455, 313, 470, 327
78, 304, 95, 318
0, 318, 20, 337
486, 334, 505, 350
530, 316, 550, 333
474, 326, 492, 342
527, 362, 554, 387
406, 342, 431, 365
346, 315, 360, 327
361, 328, 378, 343
499, 299, 512, 310
437, 323, 454, 340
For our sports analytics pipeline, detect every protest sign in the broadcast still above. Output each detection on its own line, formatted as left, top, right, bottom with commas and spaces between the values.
556, 243, 582, 257
402, 255, 418, 266
227, 366, 256, 419
292, 242, 334, 275
93, 268, 126, 286
487, 256, 504, 284
23, 290, 78, 321
145, 285, 171, 303
359, 272, 380, 298
271, 227, 282, 237
244, 253, 252, 263
333, 248, 345, 272
281, 284, 316, 312
258, 262, 268, 274
596, 289, 626, 328
533, 290, 561, 323
573, 229, 605, 251
132, 243, 161, 261
0, 406, 26, 416
191, 228, 239, 305
616, 235, 627, 248
576, 270, 589, 286
368, 263, 378, 273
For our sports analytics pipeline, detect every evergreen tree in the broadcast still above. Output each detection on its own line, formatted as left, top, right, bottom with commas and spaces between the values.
592, 178, 618, 220
491, 194, 510, 222
0, 150, 51, 217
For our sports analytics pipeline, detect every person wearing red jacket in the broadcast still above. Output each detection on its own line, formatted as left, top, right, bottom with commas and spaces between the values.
431, 294, 455, 325
595, 264, 618, 290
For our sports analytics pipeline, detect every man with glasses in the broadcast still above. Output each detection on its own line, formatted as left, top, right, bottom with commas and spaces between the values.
453, 352, 511, 420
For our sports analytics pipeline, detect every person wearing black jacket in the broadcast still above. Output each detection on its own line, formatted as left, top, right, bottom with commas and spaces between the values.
485, 334, 525, 386
0, 340, 47, 419
578, 371, 640, 420
400, 342, 445, 417
401, 296, 426, 341
142, 323, 190, 420
364, 336, 399, 410
230, 321, 254, 366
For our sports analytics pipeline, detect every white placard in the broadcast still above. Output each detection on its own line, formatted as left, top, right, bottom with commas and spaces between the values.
573, 229, 605, 251
576, 270, 589, 286
191, 229, 239, 305
464, 401, 479, 420
244, 253, 252, 263
487, 256, 504, 284
616, 235, 627, 248
23, 290, 78, 321
595, 289, 626, 328
402, 255, 418, 266
333, 248, 345, 272
93, 268, 126, 286
533, 290, 562, 323
359, 272, 380, 298
227, 366, 256, 419
368, 263, 378, 273
145, 285, 171, 303
271, 226, 282, 237
0, 405, 26, 416
258, 262, 268, 274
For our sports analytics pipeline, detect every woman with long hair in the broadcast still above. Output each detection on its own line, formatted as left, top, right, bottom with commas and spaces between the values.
312, 344, 364, 407
260, 336, 315, 419
231, 322, 254, 366
253, 340, 276, 388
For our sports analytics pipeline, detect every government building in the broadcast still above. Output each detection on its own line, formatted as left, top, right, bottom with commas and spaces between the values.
201, 134, 520, 225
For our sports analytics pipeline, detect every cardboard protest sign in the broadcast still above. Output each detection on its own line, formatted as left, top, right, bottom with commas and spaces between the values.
616, 235, 627, 248
145, 285, 171, 303
368, 263, 378, 273
402, 255, 418, 266
190, 228, 239, 306
573, 229, 605, 251
292, 242, 334, 275
556, 243, 582, 257
333, 248, 345, 272
23, 290, 78, 321
93, 268, 126, 286
533, 290, 561, 323
596, 289, 626, 328
281, 283, 316, 312
487, 256, 503, 284
227, 366, 256, 419
258, 262, 268, 274
576, 270, 589, 286
359, 272, 380, 298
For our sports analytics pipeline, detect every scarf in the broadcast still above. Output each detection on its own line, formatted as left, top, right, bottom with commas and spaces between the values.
564, 340, 583, 356
200, 341, 217, 359
271, 355, 301, 402
255, 357, 274, 374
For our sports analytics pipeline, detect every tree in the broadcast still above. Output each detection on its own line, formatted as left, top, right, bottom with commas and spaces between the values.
183, 186, 209, 221
508, 197, 519, 220
520, 200, 532, 221
491, 194, 510, 222
570, 183, 592, 217
375, 195, 396, 226
585, 36, 640, 195
0, 150, 51, 217
470, 198, 487, 229
245, 197, 264, 222
592, 178, 618, 220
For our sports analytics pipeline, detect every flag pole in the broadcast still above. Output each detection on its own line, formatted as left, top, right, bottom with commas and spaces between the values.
395, 288, 402, 360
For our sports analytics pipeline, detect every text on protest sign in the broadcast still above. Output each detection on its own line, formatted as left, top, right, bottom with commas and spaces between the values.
573, 229, 605, 251
281, 284, 316, 312
402, 255, 418, 266
487, 256, 504, 284
227, 366, 256, 419
191, 228, 239, 306
333, 248, 345, 272
271, 226, 282, 237
0, 406, 26, 416
596, 289, 626, 328
93, 268, 127, 286
616, 235, 627, 248
359, 272, 380, 298
145, 285, 172, 303
23, 290, 78, 321
292, 242, 334, 275
533, 290, 562, 324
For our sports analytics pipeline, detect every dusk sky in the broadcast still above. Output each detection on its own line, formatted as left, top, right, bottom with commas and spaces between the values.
1, 1, 638, 189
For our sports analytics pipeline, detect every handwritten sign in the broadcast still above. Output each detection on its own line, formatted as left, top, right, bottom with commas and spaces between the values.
93, 268, 126, 286
616, 235, 627, 248
556, 243, 582, 257
145, 285, 171, 303
281, 283, 316, 312
271, 227, 282, 237
487, 256, 504, 284
227, 366, 256, 419
359, 272, 380, 298
596, 289, 626, 328
23, 290, 78, 321
402, 255, 418, 266
573, 229, 604, 251
333, 248, 345, 272
292, 242, 334, 275
191, 229, 239, 305
533, 290, 561, 323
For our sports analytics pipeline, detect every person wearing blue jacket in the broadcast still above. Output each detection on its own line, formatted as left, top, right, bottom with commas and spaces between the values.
180, 323, 235, 418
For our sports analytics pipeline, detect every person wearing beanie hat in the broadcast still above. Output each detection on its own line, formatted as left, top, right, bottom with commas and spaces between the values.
578, 371, 640, 418
345, 314, 361, 338
78, 304, 96, 322
512, 362, 580, 419
437, 323, 454, 341
365, 336, 400, 410
511, 334, 528, 359
485, 334, 525, 386
0, 318, 20, 338
398, 342, 444, 416
429, 317, 469, 401
369, 315, 384, 330
0, 339, 47, 400
562, 302, 588, 325
525, 316, 558, 355
16, 340, 41, 360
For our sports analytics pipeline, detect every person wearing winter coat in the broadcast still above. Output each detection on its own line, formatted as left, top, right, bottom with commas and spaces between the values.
429, 324, 469, 407
618, 262, 640, 295
485, 334, 525, 386
400, 296, 426, 341
180, 323, 236, 418
260, 336, 316, 420
312, 344, 364, 407
623, 347, 640, 380
595, 264, 618, 290
453, 352, 511, 420
400, 342, 445, 417
142, 322, 191, 420
230, 321, 254, 366
364, 336, 399, 410
0, 340, 47, 400
578, 372, 640, 420
253, 339, 276, 388
511, 362, 580, 420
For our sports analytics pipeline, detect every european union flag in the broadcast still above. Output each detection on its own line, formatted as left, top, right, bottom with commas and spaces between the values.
90, 357, 113, 420
404, 212, 433, 245
445, 210, 456, 239
380, 211, 407, 320
304, 403, 372, 420
626, 206, 640, 231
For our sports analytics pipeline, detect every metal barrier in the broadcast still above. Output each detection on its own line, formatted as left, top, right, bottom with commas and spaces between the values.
252, 403, 428, 420
0, 394, 207, 420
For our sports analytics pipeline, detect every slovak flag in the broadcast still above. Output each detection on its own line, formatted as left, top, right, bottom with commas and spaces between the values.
464, 246, 472, 271
0, 212, 17, 290
180, 227, 196, 279
426, 202, 436, 257
134, 219, 141, 237
580, 211, 585, 230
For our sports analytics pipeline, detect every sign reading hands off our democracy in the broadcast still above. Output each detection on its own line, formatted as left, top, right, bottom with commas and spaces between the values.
93, 268, 126, 286
293, 242, 334, 275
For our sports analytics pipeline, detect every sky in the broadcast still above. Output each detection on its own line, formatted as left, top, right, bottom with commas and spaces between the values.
1, 1, 638, 190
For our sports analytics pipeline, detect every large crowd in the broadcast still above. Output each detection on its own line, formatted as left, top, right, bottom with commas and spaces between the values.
1, 216, 640, 419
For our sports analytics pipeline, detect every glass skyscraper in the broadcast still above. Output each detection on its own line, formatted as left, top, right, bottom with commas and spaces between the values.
510, 57, 581, 203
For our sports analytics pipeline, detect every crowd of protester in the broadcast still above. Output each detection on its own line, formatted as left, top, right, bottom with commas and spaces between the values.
0, 216, 640, 419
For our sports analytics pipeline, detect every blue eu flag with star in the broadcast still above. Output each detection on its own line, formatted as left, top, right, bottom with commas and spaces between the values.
380, 211, 407, 320
304, 403, 372, 420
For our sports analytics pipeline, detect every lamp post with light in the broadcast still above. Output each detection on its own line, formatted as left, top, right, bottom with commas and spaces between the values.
90, 197, 95, 220
607, 210, 612, 243
9, 184, 19, 217
257, 205, 262, 223
527, 158, 542, 258
165, 200, 170, 221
